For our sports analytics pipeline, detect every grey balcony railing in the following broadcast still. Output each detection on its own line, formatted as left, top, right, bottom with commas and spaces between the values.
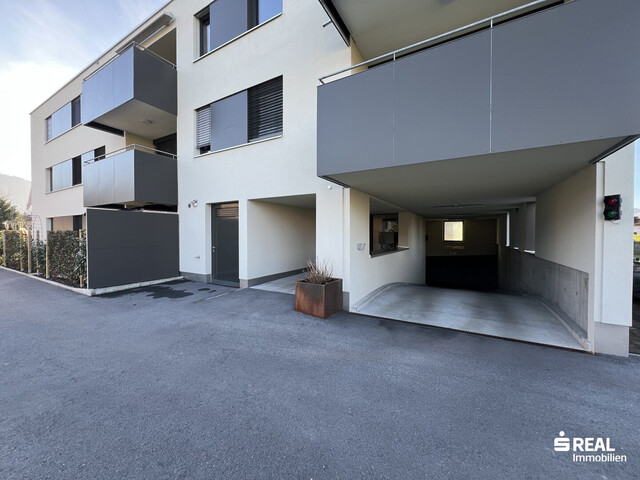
317, 0, 640, 179
83, 144, 177, 208
81, 43, 177, 137
318, 0, 548, 84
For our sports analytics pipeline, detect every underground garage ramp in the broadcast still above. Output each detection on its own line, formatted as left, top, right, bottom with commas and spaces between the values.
353, 284, 586, 351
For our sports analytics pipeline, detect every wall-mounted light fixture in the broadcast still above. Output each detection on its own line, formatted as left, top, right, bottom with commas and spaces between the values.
188, 199, 198, 209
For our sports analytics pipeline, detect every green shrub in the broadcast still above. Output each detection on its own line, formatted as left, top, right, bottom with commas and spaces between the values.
47, 230, 87, 287
2, 231, 23, 270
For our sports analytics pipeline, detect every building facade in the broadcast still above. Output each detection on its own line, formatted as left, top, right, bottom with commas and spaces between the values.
31, 0, 639, 356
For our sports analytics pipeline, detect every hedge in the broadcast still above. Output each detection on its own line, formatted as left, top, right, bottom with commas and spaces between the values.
2, 231, 23, 270
47, 230, 87, 287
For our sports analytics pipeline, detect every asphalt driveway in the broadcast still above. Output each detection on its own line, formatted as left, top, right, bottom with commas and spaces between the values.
1, 268, 639, 479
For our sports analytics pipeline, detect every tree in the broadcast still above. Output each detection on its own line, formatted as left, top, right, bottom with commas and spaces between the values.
0, 193, 21, 229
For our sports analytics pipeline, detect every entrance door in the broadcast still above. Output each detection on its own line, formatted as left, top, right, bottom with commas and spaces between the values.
211, 202, 239, 285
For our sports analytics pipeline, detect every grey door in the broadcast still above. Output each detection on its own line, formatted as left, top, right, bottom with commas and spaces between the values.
211, 203, 239, 284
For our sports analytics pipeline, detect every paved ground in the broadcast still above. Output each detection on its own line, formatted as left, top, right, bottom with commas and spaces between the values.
251, 272, 305, 295
355, 284, 585, 350
631, 265, 640, 354
1, 268, 639, 480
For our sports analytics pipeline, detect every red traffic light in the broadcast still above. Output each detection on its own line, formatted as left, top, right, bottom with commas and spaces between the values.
605, 197, 619, 207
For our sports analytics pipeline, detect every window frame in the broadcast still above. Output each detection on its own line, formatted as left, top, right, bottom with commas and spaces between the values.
443, 220, 464, 243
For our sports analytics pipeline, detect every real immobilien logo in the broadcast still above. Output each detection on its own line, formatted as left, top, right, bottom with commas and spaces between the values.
554, 431, 627, 463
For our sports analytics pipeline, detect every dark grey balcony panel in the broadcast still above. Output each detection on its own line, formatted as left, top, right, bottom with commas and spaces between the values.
133, 47, 177, 115
491, 0, 640, 153
317, 0, 640, 178
83, 149, 177, 207
210, 0, 248, 51
134, 150, 178, 206
317, 62, 394, 177
82, 45, 176, 137
86, 208, 178, 289
210, 91, 248, 151
394, 30, 491, 165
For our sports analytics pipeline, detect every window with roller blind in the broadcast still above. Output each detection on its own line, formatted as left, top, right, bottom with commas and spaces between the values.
196, 0, 282, 57
195, 76, 282, 154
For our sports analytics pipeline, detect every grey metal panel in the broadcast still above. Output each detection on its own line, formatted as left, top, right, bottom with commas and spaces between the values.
394, 30, 491, 164
96, 61, 115, 118
491, 0, 640, 152
82, 45, 175, 125
134, 151, 178, 205
210, 0, 248, 51
81, 75, 98, 124
87, 209, 179, 289
317, 62, 394, 176
83, 150, 176, 207
113, 150, 135, 203
113, 47, 134, 110
97, 157, 115, 204
210, 91, 248, 151
82, 161, 100, 207
133, 47, 177, 115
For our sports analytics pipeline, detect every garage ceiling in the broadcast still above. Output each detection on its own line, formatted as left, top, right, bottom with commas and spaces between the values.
328, 138, 626, 218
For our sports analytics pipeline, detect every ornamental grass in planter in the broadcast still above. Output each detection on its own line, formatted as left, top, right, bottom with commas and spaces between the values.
295, 259, 343, 319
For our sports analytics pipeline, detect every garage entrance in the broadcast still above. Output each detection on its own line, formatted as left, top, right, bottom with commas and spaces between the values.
354, 284, 586, 350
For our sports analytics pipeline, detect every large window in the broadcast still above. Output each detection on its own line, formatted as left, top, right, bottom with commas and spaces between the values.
47, 145, 104, 192
196, 76, 282, 154
45, 96, 81, 142
196, 0, 282, 56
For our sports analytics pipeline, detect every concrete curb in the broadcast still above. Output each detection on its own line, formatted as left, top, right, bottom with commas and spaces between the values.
0, 266, 182, 296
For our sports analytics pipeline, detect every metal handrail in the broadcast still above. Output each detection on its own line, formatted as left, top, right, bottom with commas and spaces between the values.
318, 0, 549, 84
83, 144, 177, 165
83, 41, 176, 82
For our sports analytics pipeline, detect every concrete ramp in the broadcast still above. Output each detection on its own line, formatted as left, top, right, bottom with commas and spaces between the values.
354, 284, 586, 351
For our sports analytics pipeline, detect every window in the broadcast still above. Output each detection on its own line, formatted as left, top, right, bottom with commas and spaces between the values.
444, 221, 464, 242
370, 213, 399, 255
196, 8, 210, 56
197, 0, 281, 56
45, 96, 81, 142
72, 215, 83, 232
195, 76, 282, 154
50, 160, 73, 191
249, 0, 283, 27
47, 145, 104, 192
248, 76, 283, 142
71, 97, 81, 127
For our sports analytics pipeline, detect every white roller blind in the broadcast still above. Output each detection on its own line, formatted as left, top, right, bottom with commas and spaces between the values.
196, 105, 211, 149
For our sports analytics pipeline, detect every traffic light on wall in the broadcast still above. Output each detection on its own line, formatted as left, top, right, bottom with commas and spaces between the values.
603, 194, 621, 221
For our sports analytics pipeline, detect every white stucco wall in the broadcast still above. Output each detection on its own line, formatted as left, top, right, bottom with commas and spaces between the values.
348, 189, 425, 307
175, 0, 353, 283
535, 143, 634, 349
246, 200, 315, 280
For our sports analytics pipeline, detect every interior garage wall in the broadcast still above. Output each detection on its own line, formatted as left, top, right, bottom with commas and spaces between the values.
425, 219, 497, 256
86, 208, 179, 289
246, 200, 315, 282
535, 163, 597, 342
348, 189, 425, 308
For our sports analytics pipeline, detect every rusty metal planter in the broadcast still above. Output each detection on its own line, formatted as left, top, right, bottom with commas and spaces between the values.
295, 278, 343, 319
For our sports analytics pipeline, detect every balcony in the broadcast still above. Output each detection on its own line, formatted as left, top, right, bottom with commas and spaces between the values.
83, 145, 177, 208
317, 0, 640, 216
81, 43, 177, 138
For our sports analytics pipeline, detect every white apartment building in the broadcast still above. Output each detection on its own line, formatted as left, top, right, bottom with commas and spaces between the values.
31, 0, 639, 356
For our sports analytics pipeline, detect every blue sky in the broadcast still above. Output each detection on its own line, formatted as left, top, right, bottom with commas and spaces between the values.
0, 0, 167, 181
